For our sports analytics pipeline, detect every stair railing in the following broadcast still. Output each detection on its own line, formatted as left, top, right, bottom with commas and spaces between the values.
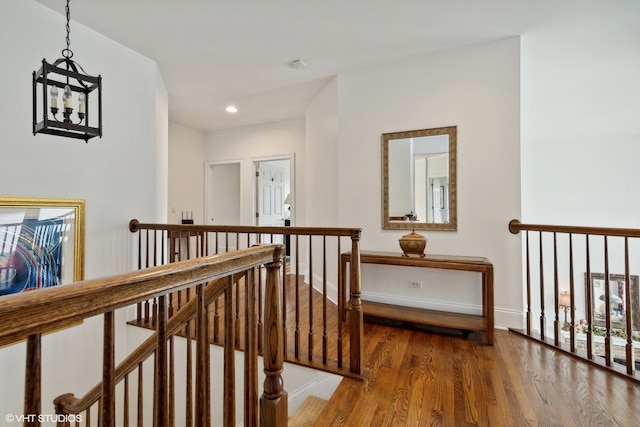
509, 219, 639, 381
128, 220, 364, 378
0, 244, 287, 426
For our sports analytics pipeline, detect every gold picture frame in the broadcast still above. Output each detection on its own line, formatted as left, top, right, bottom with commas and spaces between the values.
0, 196, 85, 296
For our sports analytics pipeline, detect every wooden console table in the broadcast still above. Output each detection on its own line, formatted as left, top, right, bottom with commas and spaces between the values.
340, 251, 494, 345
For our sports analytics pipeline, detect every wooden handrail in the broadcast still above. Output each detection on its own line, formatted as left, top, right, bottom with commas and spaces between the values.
0, 245, 275, 347
509, 219, 640, 238
130, 219, 362, 238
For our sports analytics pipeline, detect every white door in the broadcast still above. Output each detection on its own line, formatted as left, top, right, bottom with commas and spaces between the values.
256, 161, 285, 227
208, 162, 241, 225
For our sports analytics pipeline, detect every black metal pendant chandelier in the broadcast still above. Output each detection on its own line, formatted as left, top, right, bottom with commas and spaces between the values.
32, 0, 102, 143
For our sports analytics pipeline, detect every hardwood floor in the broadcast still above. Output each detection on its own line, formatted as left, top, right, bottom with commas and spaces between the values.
131, 276, 640, 426
314, 323, 640, 426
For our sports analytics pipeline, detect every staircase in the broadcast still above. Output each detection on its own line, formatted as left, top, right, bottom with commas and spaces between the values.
289, 396, 329, 427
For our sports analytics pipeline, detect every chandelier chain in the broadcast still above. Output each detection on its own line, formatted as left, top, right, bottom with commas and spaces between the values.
63, 0, 73, 59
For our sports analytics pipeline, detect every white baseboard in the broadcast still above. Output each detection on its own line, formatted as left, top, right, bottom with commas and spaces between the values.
361, 291, 524, 330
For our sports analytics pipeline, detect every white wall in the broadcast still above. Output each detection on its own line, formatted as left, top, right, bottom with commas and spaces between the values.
156, 67, 169, 224
521, 5, 640, 227
337, 38, 522, 328
0, 0, 163, 420
305, 77, 339, 226
204, 118, 305, 226
168, 122, 206, 223
520, 3, 640, 335
194, 39, 522, 328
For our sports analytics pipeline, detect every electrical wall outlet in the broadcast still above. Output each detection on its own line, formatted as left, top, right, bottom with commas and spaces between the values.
409, 280, 422, 289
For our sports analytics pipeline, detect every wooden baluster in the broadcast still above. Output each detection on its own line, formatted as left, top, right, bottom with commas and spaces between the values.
349, 230, 363, 375
568, 234, 576, 353
213, 298, 220, 344
245, 268, 259, 427
235, 276, 241, 347
168, 336, 175, 427
153, 230, 158, 266
145, 230, 150, 268
161, 229, 166, 265
144, 231, 152, 324
337, 238, 343, 368
322, 236, 328, 364
260, 246, 287, 427
24, 333, 41, 427
258, 265, 264, 353
123, 374, 129, 427
294, 235, 301, 358
137, 362, 144, 427
207, 297, 212, 422
224, 277, 236, 426
623, 237, 635, 375
538, 231, 546, 341
585, 234, 593, 359
281, 244, 288, 360
169, 231, 177, 263
137, 231, 143, 322
152, 298, 158, 328
195, 283, 210, 426
308, 236, 314, 361
102, 312, 115, 427
603, 236, 612, 366
553, 232, 560, 346
185, 313, 193, 427
525, 230, 532, 335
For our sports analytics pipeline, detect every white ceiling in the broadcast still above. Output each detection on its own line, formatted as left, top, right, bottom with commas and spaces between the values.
35, 0, 615, 132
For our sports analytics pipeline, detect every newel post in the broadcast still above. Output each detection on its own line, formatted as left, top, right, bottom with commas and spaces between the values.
260, 245, 288, 427
349, 230, 363, 375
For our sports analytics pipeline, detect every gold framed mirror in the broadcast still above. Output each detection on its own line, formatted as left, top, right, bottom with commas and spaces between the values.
382, 126, 457, 231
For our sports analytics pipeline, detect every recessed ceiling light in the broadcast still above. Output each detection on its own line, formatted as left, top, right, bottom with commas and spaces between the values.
289, 59, 307, 70
225, 105, 238, 113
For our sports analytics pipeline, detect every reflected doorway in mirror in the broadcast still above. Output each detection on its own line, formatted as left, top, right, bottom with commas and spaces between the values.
382, 126, 456, 231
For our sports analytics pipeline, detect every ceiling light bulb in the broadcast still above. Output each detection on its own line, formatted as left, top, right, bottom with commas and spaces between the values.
226, 106, 238, 113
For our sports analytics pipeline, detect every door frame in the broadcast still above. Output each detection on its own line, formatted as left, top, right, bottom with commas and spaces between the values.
204, 159, 244, 226
251, 153, 295, 226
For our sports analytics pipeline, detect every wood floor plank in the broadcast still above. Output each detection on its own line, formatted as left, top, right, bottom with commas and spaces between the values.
315, 324, 640, 426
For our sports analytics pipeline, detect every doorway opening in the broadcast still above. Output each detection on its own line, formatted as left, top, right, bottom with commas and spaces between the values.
206, 161, 241, 226
254, 157, 293, 256
254, 158, 293, 227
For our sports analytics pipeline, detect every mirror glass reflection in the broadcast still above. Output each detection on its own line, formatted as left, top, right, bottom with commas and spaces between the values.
382, 126, 456, 231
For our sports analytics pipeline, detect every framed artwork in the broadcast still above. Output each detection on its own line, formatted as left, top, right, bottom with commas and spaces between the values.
0, 197, 85, 296
589, 272, 640, 332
